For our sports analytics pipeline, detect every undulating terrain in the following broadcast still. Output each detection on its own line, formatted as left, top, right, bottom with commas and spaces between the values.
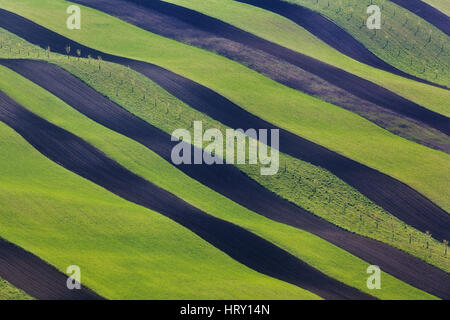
0, 0, 448, 300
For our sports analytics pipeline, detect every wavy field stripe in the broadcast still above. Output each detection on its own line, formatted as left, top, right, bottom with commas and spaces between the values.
390, 0, 450, 35
1, 60, 433, 300
0, 277, 32, 300
2, 59, 448, 299
421, 0, 450, 16
73, 0, 449, 153
1, 9, 449, 240
232, 0, 442, 86
75, 0, 449, 136
0, 237, 103, 300
0, 114, 328, 301
162, 0, 449, 118
1, 2, 449, 213
0, 90, 375, 300
239, 0, 449, 87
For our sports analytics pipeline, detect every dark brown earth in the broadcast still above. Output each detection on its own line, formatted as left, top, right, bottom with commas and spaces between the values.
0, 237, 103, 300
0, 10, 448, 239
70, 0, 450, 153
390, 0, 450, 36
0, 90, 376, 300
72, 0, 450, 136
2, 59, 449, 299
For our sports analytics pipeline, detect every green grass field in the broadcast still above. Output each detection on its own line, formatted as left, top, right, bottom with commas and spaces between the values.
0, 117, 323, 300
1, 21, 448, 274
0, 54, 440, 299
1, 0, 448, 214
1, 0, 449, 301
0, 278, 33, 300
163, 0, 450, 117
53, 54, 450, 272
282, 0, 449, 86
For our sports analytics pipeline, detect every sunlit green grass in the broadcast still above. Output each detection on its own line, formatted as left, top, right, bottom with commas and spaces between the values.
282, 0, 449, 86
0, 0, 448, 214
0, 119, 322, 300
0, 58, 440, 299
163, 0, 450, 117
1, 25, 448, 275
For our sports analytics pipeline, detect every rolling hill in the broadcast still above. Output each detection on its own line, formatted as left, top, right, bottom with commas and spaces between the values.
0, 0, 448, 301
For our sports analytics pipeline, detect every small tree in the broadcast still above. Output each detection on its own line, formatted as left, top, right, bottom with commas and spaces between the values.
65, 45, 71, 58
311, 178, 319, 194
347, 8, 353, 21
382, 35, 389, 49
414, 21, 421, 36
97, 56, 102, 70
425, 231, 431, 249
444, 240, 448, 257
76, 49, 81, 59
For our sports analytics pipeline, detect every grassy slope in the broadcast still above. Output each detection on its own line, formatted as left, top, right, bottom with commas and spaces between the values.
0, 120, 321, 301
1, 0, 449, 214
163, 0, 450, 118
2, 28, 447, 273
0, 278, 33, 300
417, 0, 450, 17
283, 0, 449, 86
0, 63, 438, 300
66, 57, 449, 271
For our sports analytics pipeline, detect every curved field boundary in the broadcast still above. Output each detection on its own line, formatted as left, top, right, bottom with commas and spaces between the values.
0, 90, 373, 301
390, 0, 450, 36
421, 0, 450, 17
0, 10, 448, 240
3, 59, 449, 299
0, 237, 103, 300
231, 0, 447, 87
5, 11, 450, 240
70, 0, 449, 153
73, 0, 450, 136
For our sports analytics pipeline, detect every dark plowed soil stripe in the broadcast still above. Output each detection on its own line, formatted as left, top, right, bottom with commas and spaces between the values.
0, 90, 374, 301
3, 59, 449, 299
232, 0, 448, 87
0, 238, 103, 300
66, 1, 449, 153
72, 0, 450, 135
390, 0, 450, 36
6, 2, 445, 238
0, 11, 448, 238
